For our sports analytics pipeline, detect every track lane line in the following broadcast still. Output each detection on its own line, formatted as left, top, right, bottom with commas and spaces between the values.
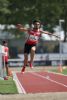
30, 72, 67, 88
13, 72, 26, 94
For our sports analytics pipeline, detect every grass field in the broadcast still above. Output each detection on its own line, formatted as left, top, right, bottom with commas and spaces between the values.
48, 66, 67, 75
0, 77, 18, 94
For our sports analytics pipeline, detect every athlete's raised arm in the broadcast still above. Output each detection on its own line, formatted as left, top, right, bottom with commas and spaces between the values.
16, 24, 29, 32
40, 30, 52, 35
40, 30, 60, 39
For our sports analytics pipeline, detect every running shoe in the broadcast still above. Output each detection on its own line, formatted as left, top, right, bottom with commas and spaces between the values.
21, 66, 25, 73
4, 77, 8, 80
29, 63, 33, 69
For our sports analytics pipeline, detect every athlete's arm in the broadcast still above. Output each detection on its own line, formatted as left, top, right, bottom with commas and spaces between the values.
16, 24, 28, 32
40, 30, 60, 38
40, 30, 52, 35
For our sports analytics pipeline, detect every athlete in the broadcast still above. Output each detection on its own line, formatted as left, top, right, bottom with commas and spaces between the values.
16, 20, 54, 73
2, 40, 10, 78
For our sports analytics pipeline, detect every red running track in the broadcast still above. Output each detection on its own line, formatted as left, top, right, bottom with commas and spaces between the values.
16, 72, 67, 93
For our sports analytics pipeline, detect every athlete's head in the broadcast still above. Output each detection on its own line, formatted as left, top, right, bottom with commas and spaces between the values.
33, 19, 41, 29
2, 40, 8, 46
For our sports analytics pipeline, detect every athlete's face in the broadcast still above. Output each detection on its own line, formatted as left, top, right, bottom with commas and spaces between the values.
4, 43, 8, 46
34, 22, 40, 29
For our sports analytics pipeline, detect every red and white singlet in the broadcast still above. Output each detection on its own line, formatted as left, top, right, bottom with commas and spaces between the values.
25, 29, 41, 45
3, 46, 9, 62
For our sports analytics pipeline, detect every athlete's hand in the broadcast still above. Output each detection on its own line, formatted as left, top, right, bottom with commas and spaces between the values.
16, 24, 27, 32
16, 24, 23, 28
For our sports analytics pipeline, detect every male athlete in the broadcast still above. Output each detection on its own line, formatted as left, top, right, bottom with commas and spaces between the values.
16, 20, 54, 73
2, 40, 9, 79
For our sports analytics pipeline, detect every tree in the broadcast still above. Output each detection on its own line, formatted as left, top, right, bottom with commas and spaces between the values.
0, 0, 11, 23
0, 0, 67, 40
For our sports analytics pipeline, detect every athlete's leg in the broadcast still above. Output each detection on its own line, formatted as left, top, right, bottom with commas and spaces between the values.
21, 53, 28, 73
6, 64, 12, 77
21, 43, 29, 73
3, 62, 8, 80
5, 63, 9, 76
30, 46, 36, 68
24, 53, 28, 66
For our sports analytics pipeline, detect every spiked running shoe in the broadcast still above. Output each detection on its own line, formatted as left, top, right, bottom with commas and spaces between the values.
4, 77, 8, 80
21, 66, 25, 73
29, 63, 33, 69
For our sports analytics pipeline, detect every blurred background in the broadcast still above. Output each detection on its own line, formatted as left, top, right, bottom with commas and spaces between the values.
0, 0, 67, 67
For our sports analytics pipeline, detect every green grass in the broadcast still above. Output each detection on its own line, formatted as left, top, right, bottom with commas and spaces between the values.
0, 77, 18, 94
49, 67, 67, 75
62, 68, 67, 75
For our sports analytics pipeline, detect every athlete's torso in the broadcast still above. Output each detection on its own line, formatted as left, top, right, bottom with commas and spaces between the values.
3, 46, 9, 62
25, 29, 41, 45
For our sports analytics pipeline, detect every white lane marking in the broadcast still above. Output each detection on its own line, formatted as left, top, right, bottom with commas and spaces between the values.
30, 72, 67, 88
13, 72, 26, 94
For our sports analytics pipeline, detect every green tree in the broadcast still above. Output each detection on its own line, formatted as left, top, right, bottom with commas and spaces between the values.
0, 0, 11, 23
0, 0, 67, 40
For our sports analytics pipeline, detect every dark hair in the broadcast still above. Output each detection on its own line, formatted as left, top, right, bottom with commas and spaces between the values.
33, 19, 41, 24
2, 40, 7, 45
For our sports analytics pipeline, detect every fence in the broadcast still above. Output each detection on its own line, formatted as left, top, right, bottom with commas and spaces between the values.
8, 53, 67, 67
